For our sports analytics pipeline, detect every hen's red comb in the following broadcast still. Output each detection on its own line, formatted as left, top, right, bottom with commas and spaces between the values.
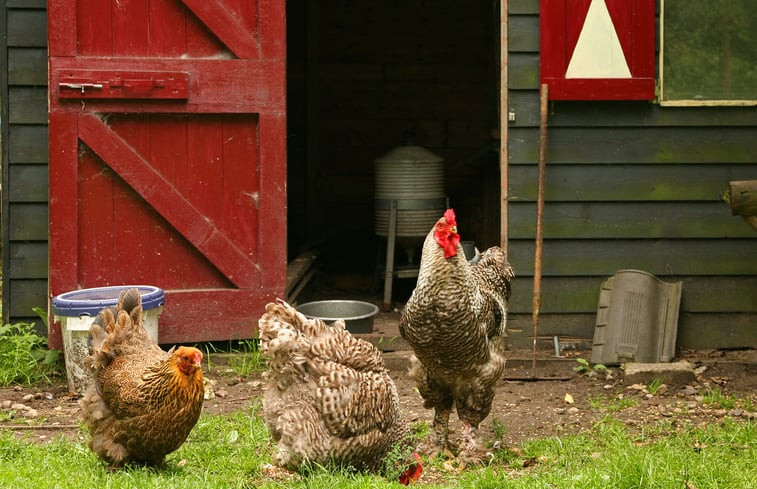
443, 208, 456, 225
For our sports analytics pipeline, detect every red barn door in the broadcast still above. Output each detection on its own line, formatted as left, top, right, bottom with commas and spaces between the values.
47, 0, 286, 348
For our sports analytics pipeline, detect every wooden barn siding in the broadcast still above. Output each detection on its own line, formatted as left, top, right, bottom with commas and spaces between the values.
2, 0, 754, 350
2, 0, 48, 331
505, 0, 757, 349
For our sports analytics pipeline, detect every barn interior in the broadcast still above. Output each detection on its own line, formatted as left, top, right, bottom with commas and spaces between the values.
285, 1, 502, 307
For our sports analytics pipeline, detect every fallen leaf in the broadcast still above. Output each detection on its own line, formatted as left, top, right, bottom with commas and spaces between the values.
521, 457, 538, 468
564, 393, 574, 404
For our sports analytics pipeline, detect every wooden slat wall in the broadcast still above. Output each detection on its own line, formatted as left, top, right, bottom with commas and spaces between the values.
1, 1, 48, 331
2, 0, 754, 350
506, 0, 757, 348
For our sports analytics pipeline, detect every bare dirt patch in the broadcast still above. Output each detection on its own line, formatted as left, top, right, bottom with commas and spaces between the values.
2, 349, 755, 450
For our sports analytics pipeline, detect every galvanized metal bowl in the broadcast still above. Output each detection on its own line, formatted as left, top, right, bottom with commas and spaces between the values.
296, 300, 379, 334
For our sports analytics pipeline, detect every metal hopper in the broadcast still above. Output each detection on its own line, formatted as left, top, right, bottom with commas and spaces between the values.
591, 270, 682, 365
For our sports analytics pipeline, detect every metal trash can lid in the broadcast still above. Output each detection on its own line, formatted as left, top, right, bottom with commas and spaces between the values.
52, 285, 165, 316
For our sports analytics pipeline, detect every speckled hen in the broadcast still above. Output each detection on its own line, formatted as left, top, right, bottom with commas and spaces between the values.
399, 209, 514, 459
259, 300, 422, 483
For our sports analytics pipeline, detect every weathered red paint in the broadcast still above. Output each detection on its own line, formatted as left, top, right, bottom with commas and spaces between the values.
47, 0, 287, 348
540, 0, 655, 100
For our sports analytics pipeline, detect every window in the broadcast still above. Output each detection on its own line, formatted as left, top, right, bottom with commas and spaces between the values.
660, 0, 757, 106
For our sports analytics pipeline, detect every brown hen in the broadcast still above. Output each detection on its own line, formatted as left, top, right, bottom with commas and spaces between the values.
259, 300, 421, 482
80, 288, 204, 468
399, 209, 514, 459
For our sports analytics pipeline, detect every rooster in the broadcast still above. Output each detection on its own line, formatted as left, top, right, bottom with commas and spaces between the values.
80, 288, 204, 468
399, 209, 514, 460
259, 300, 422, 484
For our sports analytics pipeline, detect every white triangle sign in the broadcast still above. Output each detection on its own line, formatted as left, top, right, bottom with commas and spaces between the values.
565, 0, 631, 79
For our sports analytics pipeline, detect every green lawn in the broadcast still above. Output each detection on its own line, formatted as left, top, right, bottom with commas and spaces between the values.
1, 405, 753, 489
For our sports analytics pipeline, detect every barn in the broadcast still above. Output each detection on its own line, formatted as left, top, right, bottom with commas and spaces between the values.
2, 0, 755, 351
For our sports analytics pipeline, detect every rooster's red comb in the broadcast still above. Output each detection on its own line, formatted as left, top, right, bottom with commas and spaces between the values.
443, 208, 456, 225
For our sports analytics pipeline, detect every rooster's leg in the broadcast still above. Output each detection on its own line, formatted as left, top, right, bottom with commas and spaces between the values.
430, 408, 454, 458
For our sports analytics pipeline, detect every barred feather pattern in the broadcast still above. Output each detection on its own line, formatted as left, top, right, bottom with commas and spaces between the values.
399, 218, 514, 431
80, 288, 204, 467
259, 300, 409, 471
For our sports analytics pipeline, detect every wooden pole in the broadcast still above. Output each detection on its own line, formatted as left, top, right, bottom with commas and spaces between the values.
532, 83, 549, 371
499, 0, 508, 252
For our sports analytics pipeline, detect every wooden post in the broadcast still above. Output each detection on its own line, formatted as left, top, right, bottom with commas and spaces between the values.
499, 0, 509, 252
532, 83, 549, 371
725, 180, 757, 230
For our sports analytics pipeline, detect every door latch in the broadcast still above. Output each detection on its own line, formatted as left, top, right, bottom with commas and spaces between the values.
59, 82, 104, 94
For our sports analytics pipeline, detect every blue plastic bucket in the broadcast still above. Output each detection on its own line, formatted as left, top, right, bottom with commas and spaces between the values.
52, 285, 165, 395
52, 285, 164, 316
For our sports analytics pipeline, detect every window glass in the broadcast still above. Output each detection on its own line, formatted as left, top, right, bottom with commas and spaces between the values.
660, 0, 757, 106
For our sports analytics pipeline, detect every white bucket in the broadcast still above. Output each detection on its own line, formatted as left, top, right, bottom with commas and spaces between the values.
52, 285, 164, 395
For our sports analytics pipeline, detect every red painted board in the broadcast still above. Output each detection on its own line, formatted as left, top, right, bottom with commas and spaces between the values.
540, 0, 656, 100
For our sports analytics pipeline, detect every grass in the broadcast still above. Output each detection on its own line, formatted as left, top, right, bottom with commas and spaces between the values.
1, 313, 753, 487
228, 340, 266, 378
201, 340, 267, 379
0, 408, 753, 489
588, 394, 639, 412
701, 387, 739, 410
0, 319, 62, 386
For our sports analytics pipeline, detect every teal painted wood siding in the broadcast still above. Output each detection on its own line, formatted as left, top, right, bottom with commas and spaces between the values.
506, 0, 756, 348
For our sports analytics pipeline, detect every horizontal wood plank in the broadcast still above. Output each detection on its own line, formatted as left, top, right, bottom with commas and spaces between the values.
508, 202, 754, 238
506, 312, 757, 350
508, 15, 539, 52
508, 0, 540, 15
507, 313, 596, 338
8, 164, 48, 202
507, 53, 539, 90
508, 276, 757, 314
509, 164, 757, 201
507, 238, 757, 276
8, 86, 48, 124
8, 279, 47, 318
7, 0, 46, 8
7, 9, 47, 47
8, 125, 48, 163
9, 242, 47, 279
510, 127, 757, 164
509, 91, 757, 127
675, 313, 757, 349
8, 47, 47, 85
49, 58, 285, 114
8, 203, 48, 240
